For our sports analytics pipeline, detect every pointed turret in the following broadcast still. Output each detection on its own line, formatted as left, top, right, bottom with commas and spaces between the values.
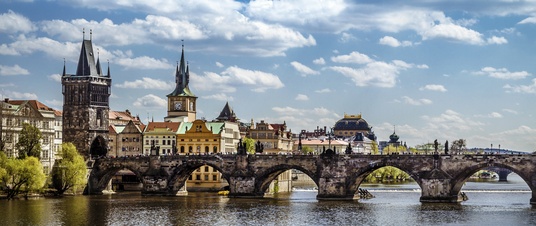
75, 39, 98, 76
62, 58, 66, 76
216, 101, 238, 122
96, 57, 102, 76
106, 60, 111, 77
168, 44, 195, 97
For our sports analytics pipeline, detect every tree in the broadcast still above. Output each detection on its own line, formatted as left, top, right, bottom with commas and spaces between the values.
15, 123, 42, 159
0, 154, 46, 199
371, 141, 379, 155
242, 137, 256, 154
51, 143, 87, 195
450, 139, 467, 154
301, 146, 314, 154
383, 144, 407, 155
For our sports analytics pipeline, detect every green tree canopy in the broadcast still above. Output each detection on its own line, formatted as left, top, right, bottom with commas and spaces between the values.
15, 123, 42, 159
242, 137, 256, 154
51, 143, 87, 195
382, 144, 407, 155
301, 146, 314, 154
0, 155, 46, 199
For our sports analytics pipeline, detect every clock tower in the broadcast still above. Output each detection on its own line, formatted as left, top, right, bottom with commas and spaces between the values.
165, 44, 197, 122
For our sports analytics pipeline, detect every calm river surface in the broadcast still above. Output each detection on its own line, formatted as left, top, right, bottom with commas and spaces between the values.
2, 174, 535, 226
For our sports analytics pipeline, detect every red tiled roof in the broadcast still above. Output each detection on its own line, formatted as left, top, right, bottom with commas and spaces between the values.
145, 122, 180, 132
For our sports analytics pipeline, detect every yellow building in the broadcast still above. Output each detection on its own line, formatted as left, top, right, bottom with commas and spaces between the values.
177, 119, 240, 191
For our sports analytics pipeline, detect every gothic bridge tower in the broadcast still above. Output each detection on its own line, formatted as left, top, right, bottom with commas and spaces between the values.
165, 44, 197, 122
62, 30, 111, 159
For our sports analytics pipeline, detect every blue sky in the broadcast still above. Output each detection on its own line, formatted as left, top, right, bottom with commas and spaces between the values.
1, 0, 535, 152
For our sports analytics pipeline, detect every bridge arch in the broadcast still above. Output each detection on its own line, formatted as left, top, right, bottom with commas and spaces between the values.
255, 164, 318, 195
450, 162, 534, 196
345, 161, 423, 197
167, 160, 230, 194
88, 162, 144, 193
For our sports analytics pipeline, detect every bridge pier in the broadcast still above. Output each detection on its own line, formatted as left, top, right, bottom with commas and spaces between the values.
419, 178, 463, 203
316, 177, 359, 201
227, 176, 264, 198
497, 171, 510, 182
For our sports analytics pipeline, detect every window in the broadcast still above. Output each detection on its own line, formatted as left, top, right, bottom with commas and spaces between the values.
204, 166, 209, 172
212, 175, 217, 181
195, 175, 200, 180
205, 146, 209, 153
204, 175, 209, 181
213, 146, 217, 153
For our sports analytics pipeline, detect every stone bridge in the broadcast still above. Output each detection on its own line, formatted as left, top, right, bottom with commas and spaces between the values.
85, 153, 536, 204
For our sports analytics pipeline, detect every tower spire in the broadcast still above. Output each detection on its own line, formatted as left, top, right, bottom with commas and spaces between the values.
62, 58, 66, 76
107, 59, 110, 77
90, 29, 92, 40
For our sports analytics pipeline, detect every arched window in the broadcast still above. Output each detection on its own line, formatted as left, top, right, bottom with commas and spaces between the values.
205, 146, 209, 153
188, 146, 193, 153
213, 146, 218, 153
180, 146, 185, 153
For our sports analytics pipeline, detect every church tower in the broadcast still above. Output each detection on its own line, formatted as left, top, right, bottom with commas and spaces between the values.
165, 44, 197, 122
62, 30, 111, 159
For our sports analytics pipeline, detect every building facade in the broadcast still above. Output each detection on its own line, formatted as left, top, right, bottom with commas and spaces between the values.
0, 99, 57, 173
62, 35, 111, 159
246, 120, 294, 192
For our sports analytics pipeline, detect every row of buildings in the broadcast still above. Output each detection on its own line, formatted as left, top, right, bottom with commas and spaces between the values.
1, 34, 402, 192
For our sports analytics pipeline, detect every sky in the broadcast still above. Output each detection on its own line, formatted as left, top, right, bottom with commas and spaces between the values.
1, 0, 535, 152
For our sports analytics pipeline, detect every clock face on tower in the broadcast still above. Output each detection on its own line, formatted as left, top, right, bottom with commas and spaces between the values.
174, 101, 182, 110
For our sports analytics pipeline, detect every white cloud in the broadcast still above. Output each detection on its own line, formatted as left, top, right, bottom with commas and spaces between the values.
487, 36, 508, 45
421, 23, 485, 45
502, 109, 518, 115
339, 32, 356, 43
290, 61, 319, 76
216, 62, 224, 68
475, 112, 503, 118
0, 64, 30, 76
48, 74, 62, 82
192, 66, 284, 93
474, 67, 531, 80
379, 36, 412, 47
419, 84, 447, 92
295, 94, 309, 101
504, 78, 536, 94
313, 58, 325, 65
133, 94, 167, 108
330, 58, 421, 88
0, 10, 35, 34
202, 93, 234, 101
115, 77, 175, 90
422, 109, 484, 131
399, 96, 433, 106
115, 56, 173, 70
518, 17, 536, 24
0, 90, 38, 99
331, 51, 373, 64
315, 88, 331, 93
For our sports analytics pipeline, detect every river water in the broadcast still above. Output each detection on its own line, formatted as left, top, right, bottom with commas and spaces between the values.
2, 174, 535, 226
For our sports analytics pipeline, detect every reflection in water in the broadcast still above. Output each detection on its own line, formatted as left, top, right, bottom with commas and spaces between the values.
0, 174, 534, 226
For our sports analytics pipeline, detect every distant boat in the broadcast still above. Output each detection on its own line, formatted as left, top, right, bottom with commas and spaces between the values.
479, 171, 491, 179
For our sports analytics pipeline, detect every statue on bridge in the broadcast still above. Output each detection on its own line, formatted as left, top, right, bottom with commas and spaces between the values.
255, 141, 264, 154
444, 140, 449, 155
237, 138, 247, 155
434, 139, 439, 154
